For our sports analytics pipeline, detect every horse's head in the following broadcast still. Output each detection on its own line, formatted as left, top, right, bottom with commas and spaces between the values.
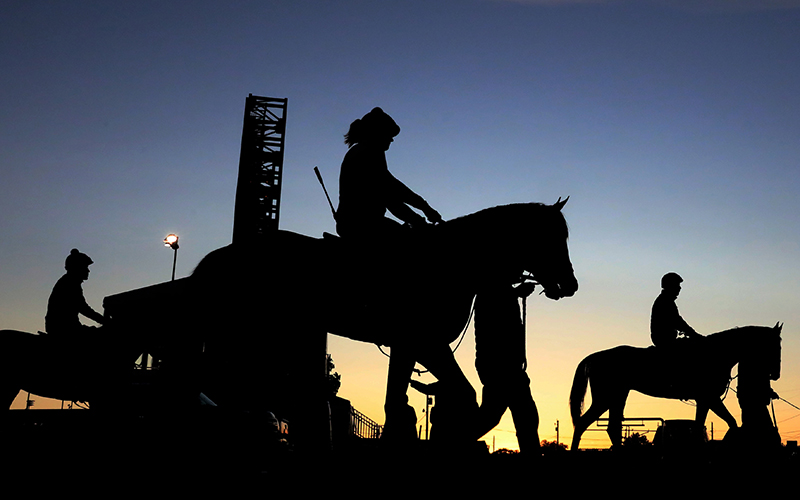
731, 322, 783, 381
518, 198, 578, 301
439, 199, 579, 300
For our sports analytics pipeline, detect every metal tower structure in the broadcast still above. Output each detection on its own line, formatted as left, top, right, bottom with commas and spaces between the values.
232, 94, 288, 244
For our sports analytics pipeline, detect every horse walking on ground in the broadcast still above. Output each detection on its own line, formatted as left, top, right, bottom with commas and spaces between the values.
569, 323, 782, 450
1, 201, 578, 447
190, 200, 578, 441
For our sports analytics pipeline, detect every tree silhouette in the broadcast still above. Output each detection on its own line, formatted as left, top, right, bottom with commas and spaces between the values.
492, 448, 519, 455
541, 440, 567, 453
623, 432, 652, 448
326, 354, 341, 397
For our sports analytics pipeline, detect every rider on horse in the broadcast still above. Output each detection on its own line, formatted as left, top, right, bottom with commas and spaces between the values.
45, 249, 105, 344
336, 107, 442, 242
335, 107, 450, 442
650, 272, 701, 348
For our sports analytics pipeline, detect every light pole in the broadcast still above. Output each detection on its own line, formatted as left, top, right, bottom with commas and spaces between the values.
164, 234, 179, 281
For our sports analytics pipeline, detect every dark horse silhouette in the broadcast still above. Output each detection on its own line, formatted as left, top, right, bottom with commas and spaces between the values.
569, 323, 782, 450
0, 331, 133, 409
1, 201, 577, 444
188, 200, 578, 441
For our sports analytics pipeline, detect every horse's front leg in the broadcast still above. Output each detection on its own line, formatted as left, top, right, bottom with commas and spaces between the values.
417, 344, 479, 443
381, 345, 418, 443
694, 400, 712, 441
707, 398, 738, 429
695, 400, 710, 428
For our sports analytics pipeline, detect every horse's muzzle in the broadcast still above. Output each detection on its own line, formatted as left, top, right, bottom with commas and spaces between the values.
543, 276, 578, 300
544, 282, 578, 300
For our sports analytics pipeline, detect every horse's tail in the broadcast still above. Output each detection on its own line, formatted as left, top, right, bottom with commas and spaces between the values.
569, 354, 592, 426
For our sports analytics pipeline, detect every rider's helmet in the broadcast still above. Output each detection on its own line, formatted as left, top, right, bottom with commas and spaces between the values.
361, 107, 400, 138
65, 248, 93, 271
661, 272, 683, 289
345, 107, 401, 146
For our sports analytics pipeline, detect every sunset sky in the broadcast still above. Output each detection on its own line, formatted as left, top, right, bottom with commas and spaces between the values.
2, 0, 799, 450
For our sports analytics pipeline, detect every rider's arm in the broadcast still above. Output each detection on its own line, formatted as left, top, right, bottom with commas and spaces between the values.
676, 314, 699, 337
386, 200, 427, 227
79, 298, 105, 325
386, 171, 442, 224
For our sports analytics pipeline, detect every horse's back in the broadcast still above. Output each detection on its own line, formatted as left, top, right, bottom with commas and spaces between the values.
0, 329, 46, 357
585, 344, 650, 364
0, 328, 39, 338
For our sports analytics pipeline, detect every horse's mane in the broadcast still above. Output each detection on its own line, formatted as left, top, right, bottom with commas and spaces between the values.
440, 203, 569, 243
706, 325, 775, 340
703, 325, 781, 354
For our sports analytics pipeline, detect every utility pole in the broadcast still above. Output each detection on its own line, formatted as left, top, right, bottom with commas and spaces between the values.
555, 420, 560, 447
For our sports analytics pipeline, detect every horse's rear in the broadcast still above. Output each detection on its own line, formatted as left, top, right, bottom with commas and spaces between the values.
0, 330, 44, 408
569, 345, 661, 449
0, 329, 104, 409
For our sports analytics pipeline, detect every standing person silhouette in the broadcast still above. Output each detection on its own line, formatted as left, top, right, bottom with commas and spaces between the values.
474, 281, 541, 454
650, 272, 701, 347
335, 107, 442, 241
45, 249, 105, 343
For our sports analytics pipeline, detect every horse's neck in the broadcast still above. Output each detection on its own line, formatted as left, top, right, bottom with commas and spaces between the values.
434, 205, 529, 272
708, 327, 755, 367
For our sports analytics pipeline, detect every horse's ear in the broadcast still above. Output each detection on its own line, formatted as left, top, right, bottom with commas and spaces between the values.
554, 196, 570, 211
774, 321, 783, 332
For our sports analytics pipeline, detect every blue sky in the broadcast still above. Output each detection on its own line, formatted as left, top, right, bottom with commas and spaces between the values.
2, 0, 799, 449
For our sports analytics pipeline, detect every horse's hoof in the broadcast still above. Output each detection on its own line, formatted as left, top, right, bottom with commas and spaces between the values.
382, 403, 417, 442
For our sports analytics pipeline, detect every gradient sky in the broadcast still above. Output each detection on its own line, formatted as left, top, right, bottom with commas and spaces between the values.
2, 0, 799, 450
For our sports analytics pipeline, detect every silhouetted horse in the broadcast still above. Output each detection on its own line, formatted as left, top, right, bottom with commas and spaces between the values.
0, 201, 577, 447
569, 323, 782, 450
190, 200, 578, 441
0, 331, 133, 409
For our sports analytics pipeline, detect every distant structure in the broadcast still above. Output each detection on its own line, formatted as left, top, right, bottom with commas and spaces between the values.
232, 94, 288, 244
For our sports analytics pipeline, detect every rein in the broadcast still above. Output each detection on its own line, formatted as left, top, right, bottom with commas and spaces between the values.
378, 295, 478, 376
521, 292, 528, 371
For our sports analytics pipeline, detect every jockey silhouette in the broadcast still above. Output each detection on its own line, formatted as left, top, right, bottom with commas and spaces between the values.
45, 249, 105, 342
650, 272, 701, 347
335, 107, 442, 241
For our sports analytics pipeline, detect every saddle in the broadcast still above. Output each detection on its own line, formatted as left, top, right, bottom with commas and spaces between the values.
645, 339, 714, 399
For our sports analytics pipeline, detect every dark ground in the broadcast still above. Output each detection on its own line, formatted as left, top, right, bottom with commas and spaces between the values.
4, 411, 796, 495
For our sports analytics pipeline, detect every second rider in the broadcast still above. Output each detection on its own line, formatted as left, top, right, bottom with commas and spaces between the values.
336, 107, 442, 242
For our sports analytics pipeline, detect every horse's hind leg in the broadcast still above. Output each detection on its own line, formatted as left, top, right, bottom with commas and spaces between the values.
572, 402, 607, 451
607, 391, 629, 448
